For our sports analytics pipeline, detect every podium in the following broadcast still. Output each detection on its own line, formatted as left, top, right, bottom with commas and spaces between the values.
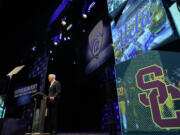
31, 92, 48, 133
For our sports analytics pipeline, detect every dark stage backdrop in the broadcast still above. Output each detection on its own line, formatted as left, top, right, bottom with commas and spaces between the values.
45, 0, 115, 132
46, 61, 105, 132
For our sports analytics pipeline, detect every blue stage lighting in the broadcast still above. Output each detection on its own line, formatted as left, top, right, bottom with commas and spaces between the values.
32, 46, 36, 51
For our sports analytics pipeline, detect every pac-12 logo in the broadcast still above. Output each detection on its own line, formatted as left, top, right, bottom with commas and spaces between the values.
88, 20, 104, 58
136, 64, 180, 129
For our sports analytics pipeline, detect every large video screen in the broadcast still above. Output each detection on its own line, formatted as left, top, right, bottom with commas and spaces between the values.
0, 96, 4, 108
0, 96, 5, 118
109, 0, 176, 64
115, 50, 180, 134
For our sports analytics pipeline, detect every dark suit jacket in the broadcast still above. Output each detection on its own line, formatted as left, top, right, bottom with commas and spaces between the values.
48, 80, 61, 102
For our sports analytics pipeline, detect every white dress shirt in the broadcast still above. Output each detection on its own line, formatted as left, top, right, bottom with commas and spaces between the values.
50, 80, 55, 87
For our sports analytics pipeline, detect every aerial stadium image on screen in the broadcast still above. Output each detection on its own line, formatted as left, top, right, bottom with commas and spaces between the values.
110, 0, 174, 64
107, 0, 127, 14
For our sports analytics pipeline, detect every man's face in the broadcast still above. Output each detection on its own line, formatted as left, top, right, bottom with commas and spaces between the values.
48, 75, 53, 82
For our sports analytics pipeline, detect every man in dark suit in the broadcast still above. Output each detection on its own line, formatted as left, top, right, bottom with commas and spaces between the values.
46, 74, 61, 134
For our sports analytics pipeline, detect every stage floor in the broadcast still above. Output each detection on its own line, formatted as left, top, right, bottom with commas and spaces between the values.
25, 131, 180, 135
25, 133, 110, 135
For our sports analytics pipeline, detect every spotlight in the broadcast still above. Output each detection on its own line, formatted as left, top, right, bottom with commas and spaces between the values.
64, 37, 67, 41
51, 57, 54, 61
54, 42, 58, 46
82, 13, 87, 19
59, 33, 62, 40
67, 37, 71, 40
67, 24, 72, 31
88, 1, 96, 13
82, 29, 85, 32
32, 46, 36, 51
61, 20, 67, 26
50, 50, 53, 54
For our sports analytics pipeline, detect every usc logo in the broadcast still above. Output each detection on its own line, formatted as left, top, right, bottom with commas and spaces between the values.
136, 64, 180, 129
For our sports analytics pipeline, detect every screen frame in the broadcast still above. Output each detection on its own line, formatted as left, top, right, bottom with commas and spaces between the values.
152, 1, 180, 50
162, 1, 179, 37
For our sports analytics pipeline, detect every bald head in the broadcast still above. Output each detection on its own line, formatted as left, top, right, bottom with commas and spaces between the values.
48, 74, 56, 83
